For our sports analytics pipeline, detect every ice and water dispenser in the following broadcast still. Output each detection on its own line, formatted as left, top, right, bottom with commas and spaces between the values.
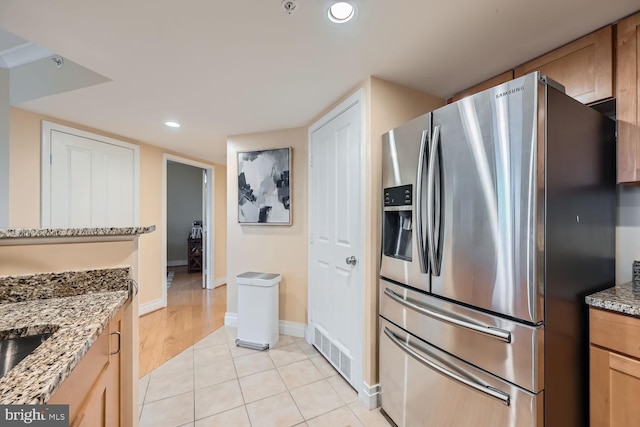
383, 184, 413, 261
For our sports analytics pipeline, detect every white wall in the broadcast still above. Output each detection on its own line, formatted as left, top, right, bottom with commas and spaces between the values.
616, 185, 640, 283
167, 161, 203, 265
0, 67, 9, 228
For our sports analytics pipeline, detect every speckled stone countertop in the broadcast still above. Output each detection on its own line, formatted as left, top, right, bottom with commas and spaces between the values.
0, 225, 155, 240
0, 269, 131, 404
586, 282, 640, 317
0, 268, 130, 304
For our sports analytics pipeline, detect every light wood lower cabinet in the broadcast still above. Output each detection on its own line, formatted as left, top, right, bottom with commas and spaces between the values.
589, 307, 640, 426
49, 304, 128, 427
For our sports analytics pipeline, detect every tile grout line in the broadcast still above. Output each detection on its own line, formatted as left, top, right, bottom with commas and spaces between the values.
229, 329, 254, 427
273, 342, 306, 426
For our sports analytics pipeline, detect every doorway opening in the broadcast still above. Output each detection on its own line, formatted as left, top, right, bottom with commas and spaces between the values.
162, 154, 214, 304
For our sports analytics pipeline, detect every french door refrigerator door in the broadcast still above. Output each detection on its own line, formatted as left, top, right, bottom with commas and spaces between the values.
379, 318, 543, 427
381, 113, 431, 292
429, 73, 544, 324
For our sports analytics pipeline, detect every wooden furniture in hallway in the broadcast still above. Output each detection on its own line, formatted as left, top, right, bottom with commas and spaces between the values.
138, 267, 226, 376
187, 237, 202, 273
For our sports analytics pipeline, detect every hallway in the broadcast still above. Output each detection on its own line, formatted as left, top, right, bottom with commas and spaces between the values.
139, 267, 226, 376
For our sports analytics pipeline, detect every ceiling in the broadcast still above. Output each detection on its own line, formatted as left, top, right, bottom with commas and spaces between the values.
0, 1, 637, 164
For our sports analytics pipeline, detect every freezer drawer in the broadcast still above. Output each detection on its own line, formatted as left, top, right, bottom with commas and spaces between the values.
379, 318, 543, 427
380, 278, 543, 392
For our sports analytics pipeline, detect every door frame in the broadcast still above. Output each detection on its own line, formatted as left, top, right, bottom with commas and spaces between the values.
307, 88, 366, 397
162, 154, 215, 308
40, 120, 141, 227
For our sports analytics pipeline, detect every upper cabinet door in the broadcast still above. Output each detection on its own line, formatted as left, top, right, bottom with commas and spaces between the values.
448, 71, 514, 103
617, 12, 640, 184
514, 26, 613, 105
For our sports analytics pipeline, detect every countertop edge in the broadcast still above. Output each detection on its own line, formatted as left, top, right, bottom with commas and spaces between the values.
585, 282, 640, 317
0, 225, 156, 241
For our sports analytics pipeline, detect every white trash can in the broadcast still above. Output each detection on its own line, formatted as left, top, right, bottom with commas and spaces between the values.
236, 271, 281, 350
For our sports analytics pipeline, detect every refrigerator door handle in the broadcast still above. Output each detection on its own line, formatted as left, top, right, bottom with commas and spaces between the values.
415, 129, 429, 274
426, 125, 441, 276
384, 287, 512, 343
383, 326, 511, 406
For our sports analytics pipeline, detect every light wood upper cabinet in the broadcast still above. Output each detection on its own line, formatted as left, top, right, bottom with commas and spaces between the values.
590, 307, 640, 427
448, 70, 514, 103
617, 12, 640, 184
514, 26, 613, 105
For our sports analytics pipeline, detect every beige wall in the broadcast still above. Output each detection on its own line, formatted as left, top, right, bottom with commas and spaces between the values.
138, 143, 164, 304
6, 107, 226, 307
215, 165, 227, 280
226, 127, 307, 323
0, 240, 136, 276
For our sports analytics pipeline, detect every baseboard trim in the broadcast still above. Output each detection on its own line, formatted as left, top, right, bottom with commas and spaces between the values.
139, 298, 165, 316
167, 260, 187, 267
224, 313, 306, 338
360, 382, 380, 410
279, 320, 306, 338
224, 312, 238, 327
214, 277, 227, 288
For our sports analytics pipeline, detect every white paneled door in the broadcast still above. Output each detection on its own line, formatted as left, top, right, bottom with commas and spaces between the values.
42, 122, 139, 228
308, 91, 363, 393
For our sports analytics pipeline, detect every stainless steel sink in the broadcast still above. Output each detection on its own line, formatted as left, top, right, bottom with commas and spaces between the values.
0, 333, 53, 379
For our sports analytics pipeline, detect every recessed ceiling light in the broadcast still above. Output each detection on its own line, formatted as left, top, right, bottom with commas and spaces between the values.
328, 2, 355, 24
165, 121, 180, 128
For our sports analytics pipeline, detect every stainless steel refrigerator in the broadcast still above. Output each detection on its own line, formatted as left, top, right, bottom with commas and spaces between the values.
379, 72, 615, 427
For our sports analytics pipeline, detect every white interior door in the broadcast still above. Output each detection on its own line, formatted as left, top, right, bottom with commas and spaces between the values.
309, 94, 363, 392
202, 169, 213, 289
42, 122, 139, 228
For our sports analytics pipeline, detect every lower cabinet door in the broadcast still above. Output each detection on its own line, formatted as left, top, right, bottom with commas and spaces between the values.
379, 318, 543, 427
75, 365, 109, 427
591, 345, 640, 427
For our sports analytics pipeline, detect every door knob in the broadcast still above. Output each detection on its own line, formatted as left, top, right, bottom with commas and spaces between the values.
345, 256, 357, 266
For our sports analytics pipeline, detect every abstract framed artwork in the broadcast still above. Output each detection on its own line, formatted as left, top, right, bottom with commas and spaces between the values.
237, 147, 291, 225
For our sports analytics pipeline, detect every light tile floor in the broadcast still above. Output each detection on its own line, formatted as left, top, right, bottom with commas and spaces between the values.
139, 326, 393, 427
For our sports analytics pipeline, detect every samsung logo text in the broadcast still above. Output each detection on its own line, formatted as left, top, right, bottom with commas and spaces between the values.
496, 86, 525, 99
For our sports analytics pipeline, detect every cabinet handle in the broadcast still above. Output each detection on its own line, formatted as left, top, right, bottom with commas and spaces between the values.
109, 331, 121, 355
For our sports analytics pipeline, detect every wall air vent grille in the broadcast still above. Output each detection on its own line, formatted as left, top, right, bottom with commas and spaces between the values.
312, 325, 353, 382
330, 342, 340, 366
341, 352, 352, 379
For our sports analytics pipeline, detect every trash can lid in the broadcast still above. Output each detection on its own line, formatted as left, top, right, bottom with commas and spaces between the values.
236, 271, 281, 286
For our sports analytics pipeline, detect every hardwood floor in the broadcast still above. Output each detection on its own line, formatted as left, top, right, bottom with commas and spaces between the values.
138, 267, 226, 377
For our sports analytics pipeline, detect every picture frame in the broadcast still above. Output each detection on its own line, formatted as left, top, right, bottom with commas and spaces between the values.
237, 147, 292, 225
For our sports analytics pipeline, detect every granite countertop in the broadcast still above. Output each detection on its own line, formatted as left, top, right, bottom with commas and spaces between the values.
0, 225, 155, 241
585, 282, 640, 317
0, 269, 132, 404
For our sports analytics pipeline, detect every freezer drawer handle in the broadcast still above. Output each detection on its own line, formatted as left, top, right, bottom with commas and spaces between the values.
384, 288, 511, 343
383, 326, 511, 406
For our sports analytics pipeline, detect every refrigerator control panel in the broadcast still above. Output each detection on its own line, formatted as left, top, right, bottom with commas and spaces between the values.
384, 185, 412, 207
